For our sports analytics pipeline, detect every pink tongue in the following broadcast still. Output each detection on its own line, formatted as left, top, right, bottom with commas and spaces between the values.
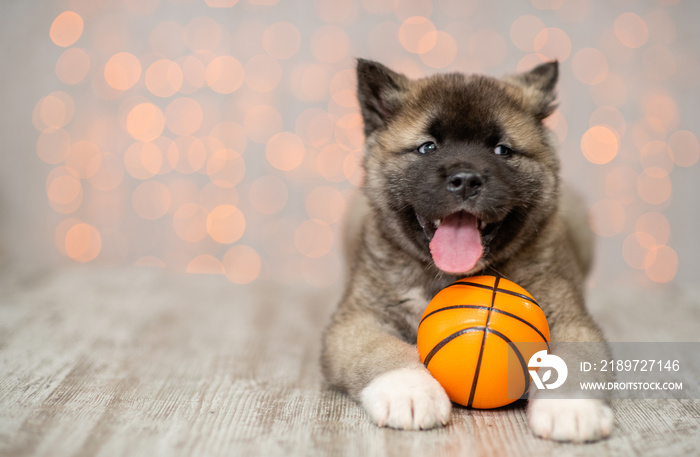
429, 212, 483, 274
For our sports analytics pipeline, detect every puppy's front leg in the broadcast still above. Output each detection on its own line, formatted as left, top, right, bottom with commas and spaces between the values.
322, 311, 451, 430
526, 289, 614, 442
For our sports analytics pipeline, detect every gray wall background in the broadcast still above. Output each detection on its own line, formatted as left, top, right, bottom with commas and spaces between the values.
1, 0, 698, 290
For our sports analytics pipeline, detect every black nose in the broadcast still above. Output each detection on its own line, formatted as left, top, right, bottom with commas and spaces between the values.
446, 171, 483, 199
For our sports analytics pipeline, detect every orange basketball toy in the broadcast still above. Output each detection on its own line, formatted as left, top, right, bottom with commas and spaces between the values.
417, 275, 550, 409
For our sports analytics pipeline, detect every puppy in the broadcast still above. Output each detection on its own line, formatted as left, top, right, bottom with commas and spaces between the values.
321, 59, 613, 442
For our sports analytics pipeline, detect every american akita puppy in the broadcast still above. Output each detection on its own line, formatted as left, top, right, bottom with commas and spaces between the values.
321, 59, 613, 442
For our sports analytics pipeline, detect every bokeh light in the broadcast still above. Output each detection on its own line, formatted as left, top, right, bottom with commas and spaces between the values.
50, 11, 84, 47
589, 106, 626, 139
637, 170, 672, 206
266, 132, 305, 171
179, 54, 207, 93
206, 56, 244, 94
510, 15, 546, 52
614, 12, 649, 49
668, 130, 699, 167
533, 27, 572, 61
33, 92, 74, 133
399, 17, 438, 54
643, 90, 680, 133
64, 222, 101, 262
55, 47, 90, 85
37, 129, 71, 164
420, 31, 457, 68
187, 254, 224, 274
125, 142, 162, 179
126, 103, 165, 141
46, 166, 83, 214
636, 212, 671, 247
187, 254, 225, 274
145, 59, 184, 97
173, 136, 207, 174
65, 140, 100, 178
33, 0, 694, 287
329, 69, 358, 109
644, 245, 678, 283
623, 232, 657, 270
104, 52, 142, 91
581, 125, 618, 165
206, 204, 245, 244
222, 245, 261, 284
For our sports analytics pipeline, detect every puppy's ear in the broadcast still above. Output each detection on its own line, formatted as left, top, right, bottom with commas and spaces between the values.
505, 61, 558, 120
356, 59, 410, 136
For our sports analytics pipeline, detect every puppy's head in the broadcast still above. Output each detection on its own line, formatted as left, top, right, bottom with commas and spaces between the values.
356, 59, 561, 275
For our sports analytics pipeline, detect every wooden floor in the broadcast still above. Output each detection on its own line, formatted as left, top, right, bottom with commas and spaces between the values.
1, 266, 699, 457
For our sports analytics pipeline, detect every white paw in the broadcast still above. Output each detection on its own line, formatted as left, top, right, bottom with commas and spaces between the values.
360, 368, 452, 430
528, 398, 614, 442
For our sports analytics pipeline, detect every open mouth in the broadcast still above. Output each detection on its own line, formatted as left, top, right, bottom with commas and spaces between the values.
417, 211, 487, 274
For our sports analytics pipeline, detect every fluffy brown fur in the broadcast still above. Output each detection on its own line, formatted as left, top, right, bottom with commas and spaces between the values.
321, 60, 613, 441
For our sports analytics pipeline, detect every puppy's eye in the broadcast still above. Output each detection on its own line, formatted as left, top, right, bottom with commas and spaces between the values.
494, 145, 513, 156
418, 142, 437, 154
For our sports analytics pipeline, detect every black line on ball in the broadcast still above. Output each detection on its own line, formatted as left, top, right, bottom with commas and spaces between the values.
419, 305, 550, 351
467, 276, 501, 408
448, 280, 540, 308
488, 328, 530, 398
422, 326, 486, 369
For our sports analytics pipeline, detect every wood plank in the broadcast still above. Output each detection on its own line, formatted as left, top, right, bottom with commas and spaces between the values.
0, 266, 698, 456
